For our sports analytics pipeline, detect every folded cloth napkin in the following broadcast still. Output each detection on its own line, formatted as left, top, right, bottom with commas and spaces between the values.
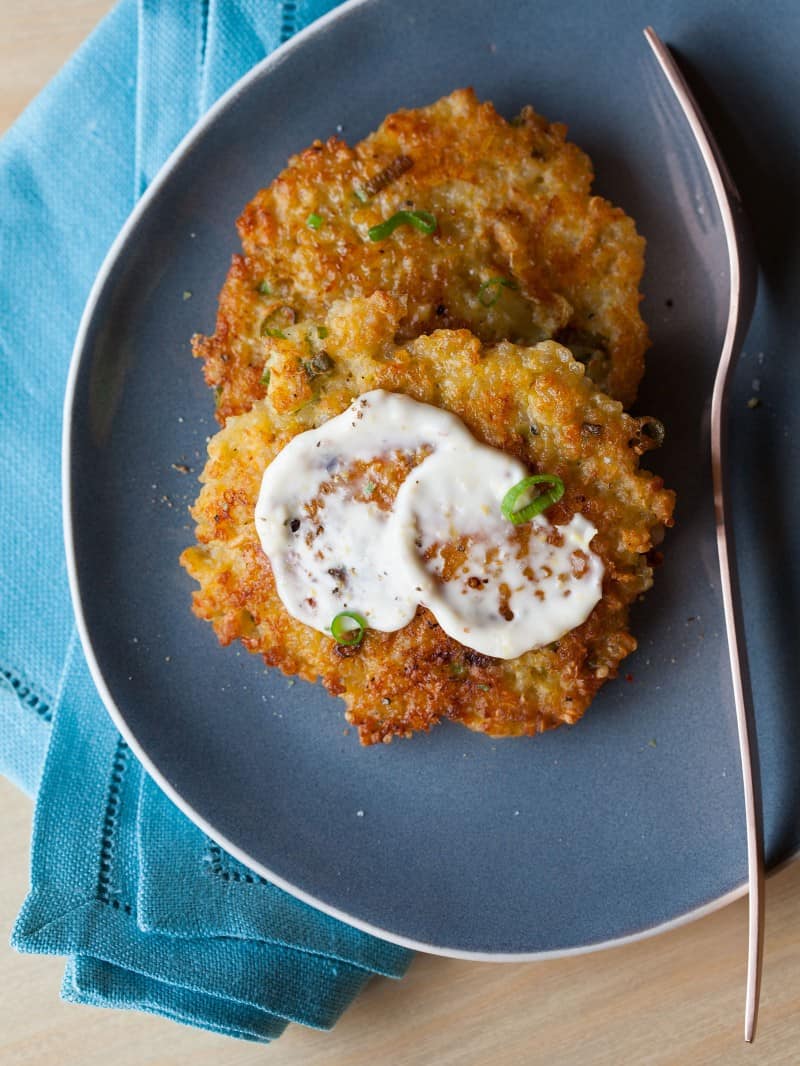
0, 0, 411, 1044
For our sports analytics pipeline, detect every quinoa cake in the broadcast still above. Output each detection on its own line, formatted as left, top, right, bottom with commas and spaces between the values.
195, 88, 649, 423
181, 296, 674, 744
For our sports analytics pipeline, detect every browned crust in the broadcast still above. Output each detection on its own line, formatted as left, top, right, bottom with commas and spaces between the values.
195, 89, 648, 424
181, 318, 674, 744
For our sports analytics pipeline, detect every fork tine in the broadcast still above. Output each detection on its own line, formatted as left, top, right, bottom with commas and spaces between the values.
643, 26, 764, 1043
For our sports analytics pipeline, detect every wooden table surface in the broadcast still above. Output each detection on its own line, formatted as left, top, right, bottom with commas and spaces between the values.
1, 3, 798, 1063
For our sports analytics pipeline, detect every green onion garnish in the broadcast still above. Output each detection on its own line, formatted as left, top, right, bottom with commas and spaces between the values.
368, 210, 437, 241
353, 186, 370, 203
302, 350, 334, 380
317, 325, 329, 339
260, 369, 271, 386
306, 212, 323, 230
501, 474, 565, 524
330, 610, 368, 646
257, 280, 272, 295
261, 304, 296, 337
478, 276, 518, 307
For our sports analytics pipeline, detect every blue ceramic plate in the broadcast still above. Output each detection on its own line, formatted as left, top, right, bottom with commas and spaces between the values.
65, 0, 800, 956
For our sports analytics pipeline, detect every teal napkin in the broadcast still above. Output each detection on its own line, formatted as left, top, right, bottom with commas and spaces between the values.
0, 0, 411, 1044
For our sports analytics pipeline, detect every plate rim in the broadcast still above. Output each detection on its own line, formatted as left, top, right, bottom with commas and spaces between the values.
62, 0, 778, 960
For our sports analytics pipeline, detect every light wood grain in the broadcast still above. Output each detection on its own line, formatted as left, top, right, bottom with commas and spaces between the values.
2, 3, 799, 1063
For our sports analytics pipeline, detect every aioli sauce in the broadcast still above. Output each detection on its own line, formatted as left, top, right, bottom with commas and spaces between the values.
255, 391, 603, 659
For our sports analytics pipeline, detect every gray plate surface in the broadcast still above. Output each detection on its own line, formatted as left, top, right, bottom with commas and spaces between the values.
67, 0, 800, 955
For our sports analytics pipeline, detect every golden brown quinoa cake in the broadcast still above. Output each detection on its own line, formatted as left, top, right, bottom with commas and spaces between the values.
196, 88, 649, 423
182, 296, 674, 744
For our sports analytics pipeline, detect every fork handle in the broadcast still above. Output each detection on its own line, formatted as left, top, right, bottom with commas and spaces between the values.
644, 26, 763, 1043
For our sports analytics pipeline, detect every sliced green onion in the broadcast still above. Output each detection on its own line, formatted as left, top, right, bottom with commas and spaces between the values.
257, 280, 272, 295
306, 212, 323, 230
260, 369, 271, 386
303, 350, 334, 380
317, 325, 329, 339
634, 416, 665, 451
478, 276, 518, 308
261, 305, 295, 339
330, 610, 368, 646
501, 474, 565, 524
368, 209, 437, 241
353, 186, 370, 203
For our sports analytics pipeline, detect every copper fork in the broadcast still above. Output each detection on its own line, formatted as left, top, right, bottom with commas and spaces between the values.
643, 27, 762, 1043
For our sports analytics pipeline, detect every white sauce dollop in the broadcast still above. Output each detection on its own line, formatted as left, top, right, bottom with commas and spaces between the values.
254, 390, 603, 660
